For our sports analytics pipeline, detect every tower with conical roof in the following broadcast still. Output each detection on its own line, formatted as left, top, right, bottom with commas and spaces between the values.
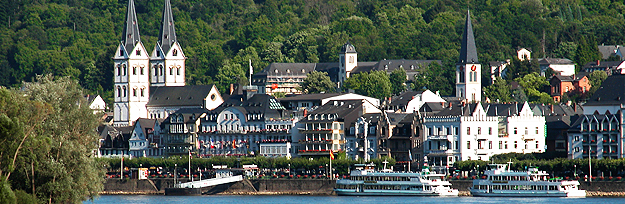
456, 10, 481, 102
114, 0, 150, 126
150, 0, 186, 87
339, 42, 357, 83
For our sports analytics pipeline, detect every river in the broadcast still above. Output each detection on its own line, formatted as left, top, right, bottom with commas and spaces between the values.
86, 195, 625, 204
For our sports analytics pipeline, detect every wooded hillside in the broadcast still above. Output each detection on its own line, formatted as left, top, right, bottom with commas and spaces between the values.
0, 0, 620, 103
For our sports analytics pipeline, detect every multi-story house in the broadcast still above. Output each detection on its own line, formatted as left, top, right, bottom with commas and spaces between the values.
299, 100, 381, 158
548, 74, 592, 103
421, 102, 546, 169
386, 90, 446, 113
568, 113, 621, 159
198, 93, 295, 157
97, 125, 133, 158
380, 112, 417, 171
161, 108, 206, 156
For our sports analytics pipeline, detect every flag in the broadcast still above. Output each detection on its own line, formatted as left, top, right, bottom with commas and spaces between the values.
330, 150, 334, 160
249, 59, 253, 75
189, 150, 192, 159
408, 149, 413, 161
232, 139, 236, 148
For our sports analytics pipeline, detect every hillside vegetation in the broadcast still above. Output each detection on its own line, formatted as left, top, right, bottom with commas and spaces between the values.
0, 0, 620, 102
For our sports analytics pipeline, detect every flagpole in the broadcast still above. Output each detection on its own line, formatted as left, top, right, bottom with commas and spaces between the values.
330, 150, 333, 180
249, 59, 253, 86
120, 156, 124, 180
189, 150, 193, 182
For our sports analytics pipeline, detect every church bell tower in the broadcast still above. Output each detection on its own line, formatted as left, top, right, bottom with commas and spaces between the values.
456, 10, 481, 102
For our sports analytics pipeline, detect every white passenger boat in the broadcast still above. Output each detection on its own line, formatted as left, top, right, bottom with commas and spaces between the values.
470, 162, 586, 197
334, 163, 458, 196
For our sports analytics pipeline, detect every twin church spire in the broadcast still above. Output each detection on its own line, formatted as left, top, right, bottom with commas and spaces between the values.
114, 0, 185, 126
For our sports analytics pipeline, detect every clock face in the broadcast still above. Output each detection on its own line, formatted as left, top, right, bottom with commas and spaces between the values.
471, 65, 476, 71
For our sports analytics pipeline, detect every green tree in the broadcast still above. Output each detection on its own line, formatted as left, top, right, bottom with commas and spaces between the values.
299, 71, 335, 94
484, 77, 513, 103
514, 73, 553, 104
588, 70, 608, 93
345, 71, 391, 99
0, 75, 104, 203
389, 68, 407, 95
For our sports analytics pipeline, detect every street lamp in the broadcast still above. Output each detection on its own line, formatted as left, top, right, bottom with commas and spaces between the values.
574, 164, 577, 178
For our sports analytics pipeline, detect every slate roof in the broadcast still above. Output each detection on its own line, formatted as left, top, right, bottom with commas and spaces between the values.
301, 100, 364, 122
537, 58, 574, 65
279, 93, 343, 102
581, 60, 622, 72
389, 91, 424, 107
549, 74, 588, 82
341, 42, 357, 53
121, 0, 141, 52
458, 10, 479, 64
207, 94, 287, 120
584, 74, 625, 106
147, 85, 215, 107
598, 45, 625, 59
386, 112, 411, 125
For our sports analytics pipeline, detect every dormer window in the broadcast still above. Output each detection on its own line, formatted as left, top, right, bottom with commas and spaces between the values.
173, 49, 178, 56
120, 49, 124, 56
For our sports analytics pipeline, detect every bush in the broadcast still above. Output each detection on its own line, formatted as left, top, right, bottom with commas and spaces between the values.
14, 190, 38, 204
0, 180, 16, 204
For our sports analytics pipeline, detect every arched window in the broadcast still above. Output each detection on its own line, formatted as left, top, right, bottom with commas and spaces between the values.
177, 68, 181, 75
122, 86, 127, 97
159, 65, 163, 76
173, 49, 178, 56
117, 86, 121, 98
140, 88, 145, 97
152, 65, 157, 76
132, 88, 137, 97
133, 67, 137, 75
169, 68, 173, 75
117, 64, 121, 76
140, 67, 144, 75
122, 64, 127, 76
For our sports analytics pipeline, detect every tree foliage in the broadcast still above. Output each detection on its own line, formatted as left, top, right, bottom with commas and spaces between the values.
484, 77, 513, 103
344, 70, 391, 99
0, 75, 104, 203
389, 68, 407, 95
1, 0, 623, 105
299, 71, 335, 94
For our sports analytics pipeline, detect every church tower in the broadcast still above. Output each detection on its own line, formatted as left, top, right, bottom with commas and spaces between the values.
339, 42, 357, 84
113, 0, 150, 126
150, 0, 186, 87
456, 10, 481, 102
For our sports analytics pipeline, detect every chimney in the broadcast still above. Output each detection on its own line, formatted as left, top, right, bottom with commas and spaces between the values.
441, 102, 445, 107
229, 84, 234, 95
303, 109, 308, 117
550, 104, 554, 113
574, 104, 577, 112
597, 60, 600, 66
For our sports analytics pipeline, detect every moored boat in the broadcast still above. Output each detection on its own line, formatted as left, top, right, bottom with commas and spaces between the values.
470, 162, 586, 197
334, 163, 458, 196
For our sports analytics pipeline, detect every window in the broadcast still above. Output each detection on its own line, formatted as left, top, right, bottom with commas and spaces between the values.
454, 127, 459, 135
136, 50, 141, 56
140, 88, 144, 97
535, 127, 539, 134
514, 127, 518, 134
514, 141, 518, 149
122, 86, 127, 97
499, 141, 502, 149
122, 65, 127, 75
117, 86, 121, 98
489, 141, 492, 149
349, 56, 354, 63
132, 88, 137, 97
169, 68, 173, 75
428, 128, 433, 136
467, 127, 471, 135
177, 68, 181, 75
447, 127, 451, 135
173, 49, 178, 56
466, 141, 470, 149
454, 141, 459, 150
574, 147, 580, 152
133, 67, 137, 75
117, 64, 121, 76
525, 127, 528, 135
574, 136, 579, 141
477, 127, 482, 135
140, 67, 144, 75
120, 49, 124, 56
489, 127, 492, 135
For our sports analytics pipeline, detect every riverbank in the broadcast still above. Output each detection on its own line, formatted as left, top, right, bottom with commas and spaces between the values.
100, 178, 625, 197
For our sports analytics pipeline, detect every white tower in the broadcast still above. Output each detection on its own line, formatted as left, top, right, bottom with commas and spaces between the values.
113, 0, 150, 126
150, 0, 186, 87
339, 42, 358, 83
456, 10, 481, 102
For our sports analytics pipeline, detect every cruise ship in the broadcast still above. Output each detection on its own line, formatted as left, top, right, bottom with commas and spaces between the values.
470, 162, 586, 197
334, 163, 458, 196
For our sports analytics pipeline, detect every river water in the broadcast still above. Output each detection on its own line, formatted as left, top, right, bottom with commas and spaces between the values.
85, 195, 625, 204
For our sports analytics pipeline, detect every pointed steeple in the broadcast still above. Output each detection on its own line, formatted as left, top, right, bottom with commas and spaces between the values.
121, 0, 142, 53
459, 10, 478, 64
158, 0, 177, 54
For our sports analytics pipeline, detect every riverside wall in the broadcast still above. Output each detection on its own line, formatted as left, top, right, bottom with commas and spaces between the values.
102, 178, 625, 196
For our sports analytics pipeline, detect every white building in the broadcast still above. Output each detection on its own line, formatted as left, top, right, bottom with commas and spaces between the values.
422, 102, 546, 167
538, 58, 575, 77
113, 0, 186, 126
387, 90, 446, 113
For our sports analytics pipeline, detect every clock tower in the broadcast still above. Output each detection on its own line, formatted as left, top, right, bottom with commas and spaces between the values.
456, 10, 481, 102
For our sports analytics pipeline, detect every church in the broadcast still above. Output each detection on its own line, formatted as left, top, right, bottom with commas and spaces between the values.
112, 0, 223, 127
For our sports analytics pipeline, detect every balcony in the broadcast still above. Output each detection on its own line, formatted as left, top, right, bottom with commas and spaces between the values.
298, 139, 332, 144
428, 149, 455, 155
299, 129, 332, 134
297, 149, 332, 156
427, 135, 452, 140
